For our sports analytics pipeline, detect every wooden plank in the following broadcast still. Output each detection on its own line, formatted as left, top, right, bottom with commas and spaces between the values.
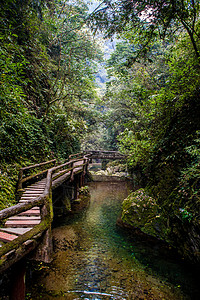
31, 183, 46, 185
8, 216, 41, 220
20, 196, 38, 200
20, 197, 38, 199
23, 190, 43, 193
24, 188, 44, 191
21, 194, 41, 197
22, 192, 43, 195
18, 209, 40, 216
0, 228, 32, 235
22, 193, 42, 196
19, 200, 34, 203
0, 231, 18, 242
28, 184, 46, 187
5, 220, 41, 227
17, 206, 40, 210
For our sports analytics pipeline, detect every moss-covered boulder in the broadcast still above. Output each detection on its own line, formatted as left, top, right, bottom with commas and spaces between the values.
121, 189, 166, 240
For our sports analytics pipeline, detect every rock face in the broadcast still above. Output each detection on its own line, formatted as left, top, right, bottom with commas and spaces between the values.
168, 215, 200, 264
120, 188, 200, 265
121, 189, 167, 240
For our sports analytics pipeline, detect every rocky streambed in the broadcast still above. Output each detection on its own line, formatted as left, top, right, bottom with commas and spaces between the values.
26, 181, 199, 299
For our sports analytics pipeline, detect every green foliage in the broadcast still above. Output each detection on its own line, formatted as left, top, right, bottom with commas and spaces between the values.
78, 186, 90, 195
95, 2, 200, 259
0, 162, 25, 211
178, 208, 193, 223
0, 174, 16, 211
0, 0, 102, 164
0, 0, 102, 211
90, 0, 200, 59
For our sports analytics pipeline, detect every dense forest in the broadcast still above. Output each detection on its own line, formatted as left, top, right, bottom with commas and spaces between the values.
0, 0, 200, 264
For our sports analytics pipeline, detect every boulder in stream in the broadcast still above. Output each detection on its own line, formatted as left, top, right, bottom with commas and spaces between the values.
120, 189, 167, 240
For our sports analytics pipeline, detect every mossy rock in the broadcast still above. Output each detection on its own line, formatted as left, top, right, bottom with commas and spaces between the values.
121, 189, 166, 239
71, 194, 90, 212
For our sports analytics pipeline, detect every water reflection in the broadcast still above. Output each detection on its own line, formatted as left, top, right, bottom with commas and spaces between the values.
26, 181, 199, 300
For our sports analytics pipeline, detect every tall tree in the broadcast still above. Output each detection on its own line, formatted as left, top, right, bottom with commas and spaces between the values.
89, 0, 200, 60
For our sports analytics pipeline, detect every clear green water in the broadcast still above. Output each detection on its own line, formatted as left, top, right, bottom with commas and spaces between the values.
26, 181, 199, 299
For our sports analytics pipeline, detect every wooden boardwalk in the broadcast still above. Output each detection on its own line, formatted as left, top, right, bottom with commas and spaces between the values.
0, 181, 44, 243
0, 150, 125, 273
0, 160, 85, 246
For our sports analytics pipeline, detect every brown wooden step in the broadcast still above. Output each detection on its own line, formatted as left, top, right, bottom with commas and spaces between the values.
22, 194, 42, 197
23, 190, 43, 193
30, 184, 46, 187
18, 209, 40, 216
5, 220, 41, 228
0, 231, 18, 242
21, 194, 41, 197
19, 200, 31, 203
24, 187, 44, 193
28, 186, 45, 189
20, 197, 39, 199
0, 228, 32, 235
8, 216, 41, 221
25, 206, 40, 210
19, 201, 35, 204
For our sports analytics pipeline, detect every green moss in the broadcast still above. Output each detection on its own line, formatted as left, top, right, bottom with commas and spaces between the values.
122, 189, 167, 239
0, 174, 16, 211
78, 186, 90, 196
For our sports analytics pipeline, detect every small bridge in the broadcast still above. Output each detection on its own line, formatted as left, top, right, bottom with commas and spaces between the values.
84, 150, 125, 160
0, 150, 125, 277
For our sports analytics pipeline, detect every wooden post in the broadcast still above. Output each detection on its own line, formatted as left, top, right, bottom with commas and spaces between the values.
33, 175, 53, 263
10, 260, 26, 300
16, 169, 24, 202
70, 161, 74, 182
17, 169, 23, 191
74, 180, 78, 200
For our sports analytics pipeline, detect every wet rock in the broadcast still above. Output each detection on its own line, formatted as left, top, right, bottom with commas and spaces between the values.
120, 189, 167, 240
71, 193, 90, 212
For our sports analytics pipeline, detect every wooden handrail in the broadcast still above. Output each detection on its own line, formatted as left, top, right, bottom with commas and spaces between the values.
21, 169, 49, 184
69, 152, 83, 160
0, 154, 90, 272
17, 159, 56, 191
84, 150, 124, 155
21, 159, 56, 171
1, 157, 90, 223
0, 197, 44, 221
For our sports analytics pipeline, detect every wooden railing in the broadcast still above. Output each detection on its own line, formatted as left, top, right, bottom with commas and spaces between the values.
84, 150, 125, 159
0, 155, 90, 273
0, 168, 53, 272
0, 150, 124, 272
69, 152, 83, 160
16, 159, 56, 193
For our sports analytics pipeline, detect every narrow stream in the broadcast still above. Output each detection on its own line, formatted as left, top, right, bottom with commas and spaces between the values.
26, 181, 199, 299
